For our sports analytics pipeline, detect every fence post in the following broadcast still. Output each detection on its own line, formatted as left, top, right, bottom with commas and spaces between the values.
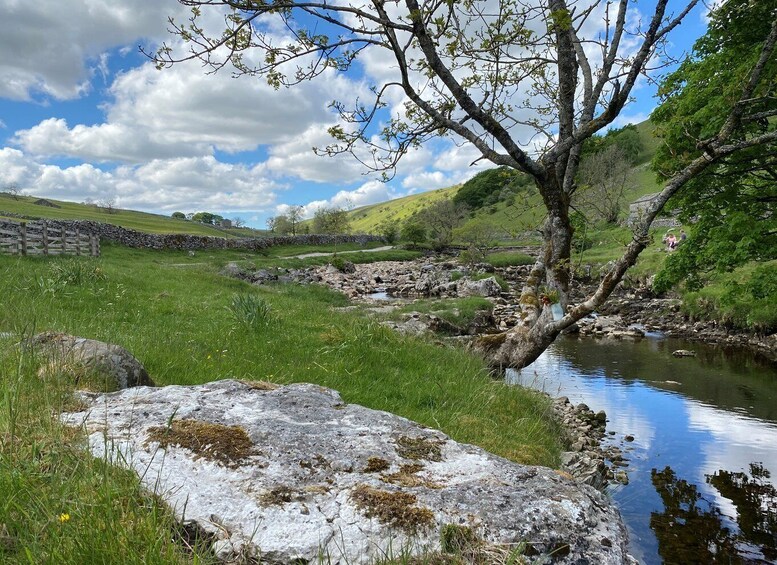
75, 229, 81, 256
42, 222, 49, 255
20, 222, 27, 256
61, 226, 67, 255
90, 235, 98, 257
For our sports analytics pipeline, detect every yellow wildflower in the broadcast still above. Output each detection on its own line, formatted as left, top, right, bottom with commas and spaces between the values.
58, 513, 70, 523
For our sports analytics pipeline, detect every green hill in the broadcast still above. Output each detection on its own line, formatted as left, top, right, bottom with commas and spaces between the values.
344, 120, 664, 237
0, 194, 263, 237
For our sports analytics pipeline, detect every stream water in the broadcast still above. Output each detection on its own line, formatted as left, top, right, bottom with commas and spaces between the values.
507, 335, 777, 564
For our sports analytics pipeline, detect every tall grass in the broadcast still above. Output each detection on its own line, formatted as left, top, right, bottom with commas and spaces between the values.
0, 333, 215, 563
0, 245, 564, 561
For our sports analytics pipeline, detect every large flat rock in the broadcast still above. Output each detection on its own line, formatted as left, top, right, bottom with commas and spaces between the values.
62, 379, 631, 563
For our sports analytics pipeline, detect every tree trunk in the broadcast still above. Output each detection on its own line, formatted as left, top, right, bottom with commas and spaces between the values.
476, 174, 576, 369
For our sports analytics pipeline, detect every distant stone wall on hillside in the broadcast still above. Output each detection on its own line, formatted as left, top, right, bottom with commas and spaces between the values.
0, 218, 383, 251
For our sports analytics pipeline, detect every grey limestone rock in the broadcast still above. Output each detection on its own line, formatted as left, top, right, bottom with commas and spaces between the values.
458, 276, 503, 297
32, 332, 154, 390
62, 379, 631, 564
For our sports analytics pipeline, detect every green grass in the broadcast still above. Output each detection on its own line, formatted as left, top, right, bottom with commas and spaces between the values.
329, 186, 460, 233
389, 297, 495, 331
680, 260, 777, 333
0, 193, 230, 237
485, 251, 535, 268
0, 246, 564, 562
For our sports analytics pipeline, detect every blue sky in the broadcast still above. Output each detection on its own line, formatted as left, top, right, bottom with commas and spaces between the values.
0, 0, 711, 228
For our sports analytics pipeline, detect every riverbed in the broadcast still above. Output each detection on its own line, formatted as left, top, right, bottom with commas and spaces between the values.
508, 335, 777, 564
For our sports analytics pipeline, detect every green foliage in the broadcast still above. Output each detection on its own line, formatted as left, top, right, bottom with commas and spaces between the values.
376, 219, 400, 244
680, 262, 777, 333
485, 251, 534, 268
453, 167, 532, 210
312, 206, 351, 234
651, 0, 777, 290
170, 211, 185, 219
49, 259, 107, 287
227, 293, 273, 330
414, 199, 468, 250
400, 221, 427, 246
191, 211, 224, 225
570, 212, 593, 254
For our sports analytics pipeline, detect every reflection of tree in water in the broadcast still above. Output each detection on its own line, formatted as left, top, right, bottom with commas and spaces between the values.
650, 464, 777, 564
707, 463, 777, 562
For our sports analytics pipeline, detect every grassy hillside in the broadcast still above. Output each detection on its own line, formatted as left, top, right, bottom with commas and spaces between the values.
0, 193, 249, 237
344, 185, 459, 232
345, 120, 664, 236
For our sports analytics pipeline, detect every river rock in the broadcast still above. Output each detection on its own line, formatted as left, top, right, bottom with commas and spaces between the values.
61, 380, 632, 564
32, 332, 154, 390
458, 276, 502, 297
672, 349, 697, 358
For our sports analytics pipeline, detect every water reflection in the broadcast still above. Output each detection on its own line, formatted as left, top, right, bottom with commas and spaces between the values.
651, 463, 777, 563
506, 336, 777, 564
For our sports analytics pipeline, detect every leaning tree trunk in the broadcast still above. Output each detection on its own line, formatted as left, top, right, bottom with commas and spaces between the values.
477, 175, 577, 369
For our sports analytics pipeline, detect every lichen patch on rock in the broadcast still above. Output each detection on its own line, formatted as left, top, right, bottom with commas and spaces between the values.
146, 419, 255, 468
396, 436, 443, 461
351, 485, 435, 532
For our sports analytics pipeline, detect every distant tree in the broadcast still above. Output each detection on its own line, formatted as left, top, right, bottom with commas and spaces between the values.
271, 215, 293, 235
416, 199, 468, 250
286, 205, 304, 235
171, 211, 186, 219
400, 221, 427, 248
575, 145, 632, 224
376, 220, 400, 244
313, 206, 350, 234
232, 217, 246, 228
98, 198, 118, 215
2, 183, 20, 200
191, 212, 223, 225
454, 222, 501, 264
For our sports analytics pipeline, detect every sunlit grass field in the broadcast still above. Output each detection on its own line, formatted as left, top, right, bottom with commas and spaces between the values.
0, 244, 564, 563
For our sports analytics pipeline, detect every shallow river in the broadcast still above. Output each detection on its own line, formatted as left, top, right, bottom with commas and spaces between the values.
507, 335, 777, 564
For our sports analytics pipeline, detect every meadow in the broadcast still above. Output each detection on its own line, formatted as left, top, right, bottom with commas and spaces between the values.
0, 243, 564, 563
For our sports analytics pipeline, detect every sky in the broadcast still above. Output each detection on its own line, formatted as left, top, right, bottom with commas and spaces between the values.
0, 0, 712, 228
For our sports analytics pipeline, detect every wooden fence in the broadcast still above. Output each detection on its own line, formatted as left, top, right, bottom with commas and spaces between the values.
0, 221, 100, 257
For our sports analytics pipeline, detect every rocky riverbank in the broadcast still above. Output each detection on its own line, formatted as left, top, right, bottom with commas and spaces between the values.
219, 255, 775, 490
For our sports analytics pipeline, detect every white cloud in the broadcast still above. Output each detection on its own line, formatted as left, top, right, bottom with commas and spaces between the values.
14, 60, 364, 164
0, 0, 184, 100
0, 148, 281, 213
277, 180, 403, 219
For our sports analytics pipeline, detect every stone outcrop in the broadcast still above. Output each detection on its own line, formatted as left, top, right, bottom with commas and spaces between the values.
62, 380, 632, 564
31, 332, 154, 390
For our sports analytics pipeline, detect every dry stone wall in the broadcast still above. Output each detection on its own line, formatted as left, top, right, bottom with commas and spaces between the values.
0, 218, 382, 251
